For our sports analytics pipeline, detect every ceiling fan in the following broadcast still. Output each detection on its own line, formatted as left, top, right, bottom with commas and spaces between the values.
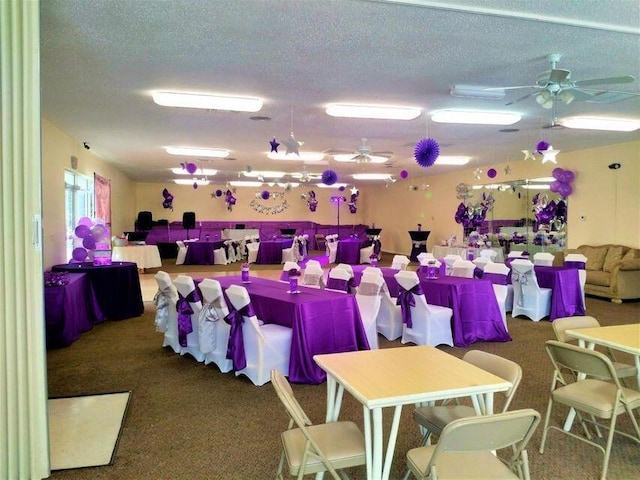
495, 53, 638, 109
325, 138, 393, 164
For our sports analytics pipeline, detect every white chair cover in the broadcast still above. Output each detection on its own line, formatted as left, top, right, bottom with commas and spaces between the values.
326, 267, 351, 293
173, 275, 205, 362
564, 253, 588, 309
391, 255, 410, 270
482, 262, 512, 331
416, 252, 435, 264
394, 271, 453, 347
533, 252, 555, 266
175, 240, 188, 265
154, 271, 181, 353
301, 264, 325, 288
451, 259, 476, 278
508, 250, 526, 258
224, 240, 237, 263
362, 266, 383, 277
281, 236, 300, 263
213, 246, 228, 265
335, 263, 354, 278
479, 249, 498, 260
510, 259, 552, 322
443, 254, 462, 276
327, 238, 338, 263
472, 256, 492, 272
355, 273, 383, 349
280, 261, 301, 282
246, 242, 260, 264
198, 279, 233, 373
359, 244, 375, 264
225, 285, 292, 386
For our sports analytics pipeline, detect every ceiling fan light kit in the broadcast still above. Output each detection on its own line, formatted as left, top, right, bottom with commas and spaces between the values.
325, 103, 421, 120
152, 91, 263, 112
561, 116, 640, 132
431, 110, 521, 125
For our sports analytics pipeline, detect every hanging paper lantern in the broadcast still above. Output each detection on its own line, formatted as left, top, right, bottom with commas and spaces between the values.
338, 185, 346, 192
536, 140, 550, 153
193, 182, 198, 189
400, 169, 409, 179
215, 189, 223, 197
487, 168, 497, 178
414, 138, 440, 168
261, 190, 270, 200
321, 169, 338, 185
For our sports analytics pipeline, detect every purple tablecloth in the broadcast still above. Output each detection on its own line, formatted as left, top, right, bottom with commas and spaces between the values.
52, 262, 144, 320
534, 266, 585, 320
44, 273, 104, 348
418, 275, 511, 347
184, 240, 225, 265
211, 276, 369, 384
256, 239, 293, 264
336, 238, 369, 265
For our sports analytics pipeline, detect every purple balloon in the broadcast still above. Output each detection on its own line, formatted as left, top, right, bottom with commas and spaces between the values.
72, 247, 88, 262
77, 217, 93, 227
559, 184, 573, 197
552, 167, 564, 180
564, 170, 575, 182
91, 224, 106, 241
400, 169, 409, 179
550, 181, 561, 193
186, 162, 197, 174
74, 224, 90, 239
487, 168, 497, 178
261, 190, 270, 200
82, 234, 96, 250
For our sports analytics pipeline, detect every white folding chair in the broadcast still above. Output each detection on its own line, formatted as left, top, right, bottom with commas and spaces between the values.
198, 279, 233, 373
354, 273, 383, 349
451, 259, 476, 278
443, 254, 462, 276
225, 285, 292, 386
395, 271, 453, 347
153, 271, 181, 353
511, 259, 552, 322
173, 275, 205, 362
533, 252, 555, 266
326, 267, 351, 293
391, 254, 411, 270
483, 262, 512, 331
564, 253, 588, 309
175, 240, 188, 265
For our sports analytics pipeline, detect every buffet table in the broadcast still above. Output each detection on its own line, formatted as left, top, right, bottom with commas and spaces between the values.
335, 238, 369, 265
112, 245, 162, 270
183, 240, 226, 265
256, 238, 293, 264
52, 262, 144, 320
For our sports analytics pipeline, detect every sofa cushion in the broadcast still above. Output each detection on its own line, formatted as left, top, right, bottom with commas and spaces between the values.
583, 246, 608, 271
586, 270, 611, 287
622, 248, 639, 261
603, 246, 623, 272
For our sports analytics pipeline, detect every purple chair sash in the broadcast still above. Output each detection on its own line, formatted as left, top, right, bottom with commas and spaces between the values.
482, 272, 509, 285
176, 289, 202, 347
224, 302, 256, 371
326, 277, 349, 292
373, 239, 382, 255
473, 267, 483, 279
564, 261, 586, 269
396, 284, 424, 328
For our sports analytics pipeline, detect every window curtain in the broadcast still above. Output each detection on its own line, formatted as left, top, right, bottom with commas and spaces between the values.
94, 173, 111, 226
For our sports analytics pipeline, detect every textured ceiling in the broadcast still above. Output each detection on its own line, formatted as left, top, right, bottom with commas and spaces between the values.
40, 0, 640, 185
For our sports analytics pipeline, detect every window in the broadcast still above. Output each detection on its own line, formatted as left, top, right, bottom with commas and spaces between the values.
65, 171, 94, 260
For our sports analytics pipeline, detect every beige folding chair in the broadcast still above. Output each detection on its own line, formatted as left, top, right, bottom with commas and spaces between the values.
552, 316, 637, 386
412, 351, 523, 446
406, 409, 540, 480
271, 370, 366, 480
539, 341, 640, 480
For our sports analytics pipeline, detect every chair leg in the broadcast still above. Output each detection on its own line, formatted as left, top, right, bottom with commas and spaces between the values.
600, 414, 618, 480
419, 429, 431, 447
539, 397, 554, 453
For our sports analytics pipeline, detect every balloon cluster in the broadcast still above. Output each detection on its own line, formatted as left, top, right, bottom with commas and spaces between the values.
162, 188, 174, 210
454, 194, 492, 228
71, 217, 111, 262
532, 193, 567, 230
307, 191, 318, 212
550, 167, 575, 198
348, 190, 359, 214
225, 189, 236, 212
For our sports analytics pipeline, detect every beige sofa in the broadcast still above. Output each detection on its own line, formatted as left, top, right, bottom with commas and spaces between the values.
564, 244, 640, 303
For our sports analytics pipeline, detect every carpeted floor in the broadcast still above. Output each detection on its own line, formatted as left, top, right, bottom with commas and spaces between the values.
46, 256, 640, 479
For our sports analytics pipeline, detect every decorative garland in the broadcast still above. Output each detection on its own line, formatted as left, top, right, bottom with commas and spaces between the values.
254, 190, 286, 200
250, 198, 289, 215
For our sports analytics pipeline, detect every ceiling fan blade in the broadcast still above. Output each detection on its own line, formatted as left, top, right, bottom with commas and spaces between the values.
548, 68, 570, 84
505, 91, 537, 106
486, 85, 538, 91
585, 89, 640, 104
371, 151, 393, 157
574, 75, 635, 87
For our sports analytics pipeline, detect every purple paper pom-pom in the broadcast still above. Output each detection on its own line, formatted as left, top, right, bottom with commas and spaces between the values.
338, 185, 346, 192
400, 169, 409, 179
215, 189, 223, 197
321, 169, 338, 185
193, 182, 198, 189
261, 190, 270, 200
487, 168, 497, 178
536, 140, 550, 153
414, 138, 440, 168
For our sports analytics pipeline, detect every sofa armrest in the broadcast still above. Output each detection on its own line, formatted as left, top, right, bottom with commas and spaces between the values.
615, 258, 640, 271
608, 261, 640, 300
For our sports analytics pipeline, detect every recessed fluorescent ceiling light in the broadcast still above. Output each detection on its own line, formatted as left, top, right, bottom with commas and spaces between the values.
229, 181, 263, 187
435, 156, 471, 165
316, 183, 348, 189
431, 110, 521, 125
333, 154, 388, 164
173, 179, 210, 186
325, 104, 421, 120
165, 146, 229, 158
560, 116, 640, 132
243, 171, 285, 179
352, 173, 392, 180
521, 184, 550, 190
450, 85, 505, 99
153, 91, 263, 112
170, 167, 218, 176
267, 151, 326, 161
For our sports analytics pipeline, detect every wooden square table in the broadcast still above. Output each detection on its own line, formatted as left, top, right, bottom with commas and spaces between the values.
314, 346, 511, 480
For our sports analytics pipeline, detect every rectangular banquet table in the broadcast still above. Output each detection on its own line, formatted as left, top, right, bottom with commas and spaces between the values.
256, 238, 293, 264
211, 276, 369, 384
52, 262, 144, 320
183, 240, 225, 265
112, 245, 162, 270
335, 238, 369, 264
44, 273, 105, 348
533, 266, 585, 320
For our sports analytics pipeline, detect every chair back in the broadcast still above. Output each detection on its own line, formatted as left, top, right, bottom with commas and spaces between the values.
153, 271, 178, 333
362, 266, 383, 277
154, 270, 177, 297
416, 252, 435, 264
545, 340, 617, 385
326, 267, 352, 292
472, 256, 492, 272
305, 259, 322, 270
451, 259, 476, 278
280, 261, 301, 281
508, 250, 526, 258
463, 351, 522, 410
355, 273, 383, 349
480, 249, 497, 260
199, 279, 229, 314
564, 253, 588, 269
443, 254, 462, 275
391, 255, 410, 270
551, 315, 600, 343
334, 263, 354, 278
394, 270, 420, 291
225, 284, 262, 338
174, 275, 201, 307
533, 252, 555, 266
301, 264, 324, 288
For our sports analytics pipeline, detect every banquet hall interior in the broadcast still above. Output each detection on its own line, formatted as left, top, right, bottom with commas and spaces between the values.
2, 1, 640, 479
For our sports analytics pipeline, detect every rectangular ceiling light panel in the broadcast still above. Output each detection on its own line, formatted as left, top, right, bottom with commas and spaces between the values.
165, 146, 230, 158
174, 179, 210, 186
170, 167, 218, 176
351, 173, 392, 180
431, 110, 521, 125
434, 156, 471, 165
560, 116, 640, 132
153, 91, 263, 112
326, 104, 421, 120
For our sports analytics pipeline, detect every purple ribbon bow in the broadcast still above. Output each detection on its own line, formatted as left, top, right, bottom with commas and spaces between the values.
224, 303, 256, 371
176, 289, 202, 347
396, 284, 424, 328
373, 239, 382, 255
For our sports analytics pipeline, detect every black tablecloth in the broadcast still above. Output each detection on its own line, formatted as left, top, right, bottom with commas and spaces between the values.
52, 262, 144, 320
